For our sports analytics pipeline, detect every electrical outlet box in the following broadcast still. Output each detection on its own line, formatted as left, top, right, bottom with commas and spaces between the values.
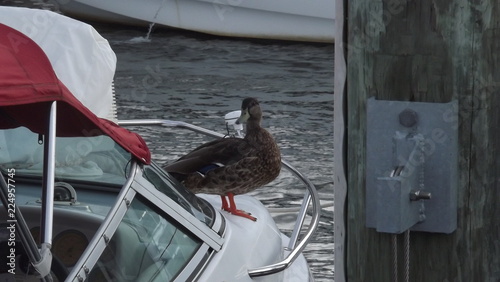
365, 98, 458, 234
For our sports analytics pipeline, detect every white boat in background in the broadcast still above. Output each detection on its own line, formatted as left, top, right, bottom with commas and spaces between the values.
53, 0, 335, 43
0, 7, 320, 282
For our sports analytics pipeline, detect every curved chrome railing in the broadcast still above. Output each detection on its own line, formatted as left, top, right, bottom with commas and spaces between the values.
118, 119, 321, 277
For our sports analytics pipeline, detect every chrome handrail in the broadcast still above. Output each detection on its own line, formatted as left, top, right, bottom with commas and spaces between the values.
118, 119, 321, 277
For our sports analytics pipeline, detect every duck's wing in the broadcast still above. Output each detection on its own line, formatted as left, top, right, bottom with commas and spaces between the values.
164, 137, 253, 175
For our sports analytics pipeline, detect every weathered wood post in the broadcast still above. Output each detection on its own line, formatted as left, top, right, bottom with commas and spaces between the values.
335, 0, 500, 281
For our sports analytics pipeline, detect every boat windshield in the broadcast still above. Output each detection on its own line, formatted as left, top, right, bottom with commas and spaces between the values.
0, 127, 131, 186
142, 165, 215, 226
88, 194, 203, 281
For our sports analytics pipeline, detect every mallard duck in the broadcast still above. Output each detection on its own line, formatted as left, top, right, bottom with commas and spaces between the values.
164, 98, 281, 221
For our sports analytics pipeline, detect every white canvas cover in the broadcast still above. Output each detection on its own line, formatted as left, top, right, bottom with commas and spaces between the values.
0, 7, 150, 180
0, 7, 117, 121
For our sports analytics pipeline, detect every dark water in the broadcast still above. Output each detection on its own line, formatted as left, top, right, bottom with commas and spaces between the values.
4, 1, 334, 281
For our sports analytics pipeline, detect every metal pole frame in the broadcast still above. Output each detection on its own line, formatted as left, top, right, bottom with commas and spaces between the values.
36, 101, 57, 279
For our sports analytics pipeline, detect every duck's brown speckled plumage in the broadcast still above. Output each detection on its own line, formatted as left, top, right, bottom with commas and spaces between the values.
164, 98, 281, 197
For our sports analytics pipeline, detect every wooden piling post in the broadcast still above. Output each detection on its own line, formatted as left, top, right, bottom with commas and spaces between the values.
336, 0, 500, 281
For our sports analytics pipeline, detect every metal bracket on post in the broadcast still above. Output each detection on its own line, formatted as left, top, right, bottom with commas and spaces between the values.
366, 98, 458, 234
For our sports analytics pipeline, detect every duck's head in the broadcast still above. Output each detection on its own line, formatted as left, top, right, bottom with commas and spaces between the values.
236, 98, 262, 124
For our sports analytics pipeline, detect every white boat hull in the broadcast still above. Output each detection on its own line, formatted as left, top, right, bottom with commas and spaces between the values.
54, 0, 335, 42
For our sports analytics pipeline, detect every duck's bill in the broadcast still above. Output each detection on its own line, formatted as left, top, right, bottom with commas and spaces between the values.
236, 110, 250, 124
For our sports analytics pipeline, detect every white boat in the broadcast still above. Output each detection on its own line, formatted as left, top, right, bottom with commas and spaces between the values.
0, 7, 320, 282
53, 0, 335, 43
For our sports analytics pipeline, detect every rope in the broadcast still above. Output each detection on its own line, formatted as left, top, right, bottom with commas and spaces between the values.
392, 234, 398, 282
392, 230, 411, 282
404, 230, 410, 282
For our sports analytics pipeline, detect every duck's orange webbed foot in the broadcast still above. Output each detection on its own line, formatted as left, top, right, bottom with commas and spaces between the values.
220, 193, 257, 221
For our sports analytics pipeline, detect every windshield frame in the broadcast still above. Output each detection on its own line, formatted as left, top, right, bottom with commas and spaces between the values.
142, 162, 217, 227
133, 164, 224, 250
67, 160, 224, 281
